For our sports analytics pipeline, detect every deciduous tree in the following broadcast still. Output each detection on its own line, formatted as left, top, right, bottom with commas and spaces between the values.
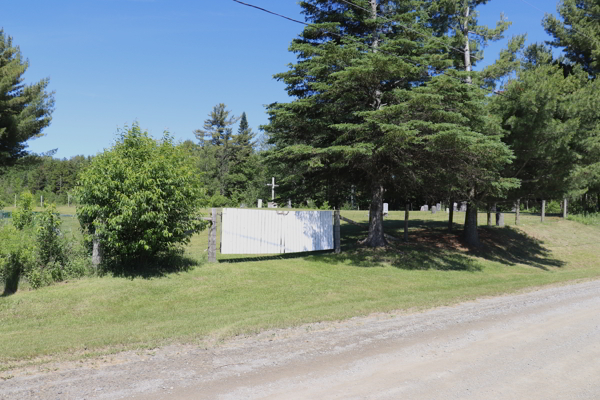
76, 124, 206, 270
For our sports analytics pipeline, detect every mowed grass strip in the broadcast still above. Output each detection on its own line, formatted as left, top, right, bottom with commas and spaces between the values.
1, 210, 600, 368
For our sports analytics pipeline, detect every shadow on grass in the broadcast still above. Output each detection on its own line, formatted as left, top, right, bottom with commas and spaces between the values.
323, 218, 564, 272
218, 250, 331, 264
474, 226, 565, 271
103, 250, 199, 279
2, 267, 20, 297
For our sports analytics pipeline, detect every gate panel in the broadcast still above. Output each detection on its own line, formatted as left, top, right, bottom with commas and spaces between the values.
221, 209, 333, 255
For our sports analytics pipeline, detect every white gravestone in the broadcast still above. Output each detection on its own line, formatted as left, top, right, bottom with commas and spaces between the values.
257, 199, 263, 208
383, 203, 389, 216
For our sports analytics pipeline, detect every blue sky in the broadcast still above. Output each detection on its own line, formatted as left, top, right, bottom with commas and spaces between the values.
4, 0, 563, 159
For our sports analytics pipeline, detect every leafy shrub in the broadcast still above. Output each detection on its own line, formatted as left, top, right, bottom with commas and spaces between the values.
12, 191, 34, 229
545, 200, 562, 214
208, 193, 231, 207
0, 225, 36, 294
568, 212, 600, 226
76, 124, 207, 271
36, 204, 65, 266
319, 200, 331, 210
1, 204, 93, 293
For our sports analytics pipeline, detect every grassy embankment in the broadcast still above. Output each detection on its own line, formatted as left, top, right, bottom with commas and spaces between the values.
1, 207, 599, 370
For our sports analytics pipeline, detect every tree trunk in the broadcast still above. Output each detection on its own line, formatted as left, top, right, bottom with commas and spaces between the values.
404, 203, 409, 242
92, 235, 102, 268
448, 198, 454, 232
515, 198, 520, 226
462, 3, 472, 84
487, 202, 493, 227
464, 201, 479, 247
361, 182, 387, 247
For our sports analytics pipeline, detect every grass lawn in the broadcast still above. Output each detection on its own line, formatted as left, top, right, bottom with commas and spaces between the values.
1, 207, 599, 369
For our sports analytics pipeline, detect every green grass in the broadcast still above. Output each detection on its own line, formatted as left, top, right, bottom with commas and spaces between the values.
568, 212, 600, 226
1, 208, 600, 369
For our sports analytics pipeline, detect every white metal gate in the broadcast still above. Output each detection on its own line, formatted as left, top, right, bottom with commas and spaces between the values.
221, 208, 334, 254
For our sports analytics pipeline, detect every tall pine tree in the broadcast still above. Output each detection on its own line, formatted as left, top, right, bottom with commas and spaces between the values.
0, 30, 54, 173
194, 103, 239, 197
543, 0, 600, 78
264, 0, 514, 247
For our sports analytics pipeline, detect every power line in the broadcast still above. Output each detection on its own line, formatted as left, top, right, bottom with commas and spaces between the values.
231, 0, 429, 71
232, 0, 311, 27
232, 0, 505, 98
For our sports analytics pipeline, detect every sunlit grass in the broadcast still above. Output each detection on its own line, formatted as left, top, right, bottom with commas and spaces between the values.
1, 208, 600, 368
568, 212, 600, 226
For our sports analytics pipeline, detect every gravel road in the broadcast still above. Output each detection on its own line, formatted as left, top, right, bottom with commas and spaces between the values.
2, 280, 599, 400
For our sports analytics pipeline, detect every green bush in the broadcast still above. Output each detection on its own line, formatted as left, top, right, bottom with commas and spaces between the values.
76, 124, 207, 271
1, 203, 93, 293
0, 225, 36, 294
36, 204, 65, 266
12, 191, 34, 229
545, 200, 562, 214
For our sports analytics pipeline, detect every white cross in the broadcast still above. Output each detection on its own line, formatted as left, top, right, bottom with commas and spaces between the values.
266, 177, 279, 200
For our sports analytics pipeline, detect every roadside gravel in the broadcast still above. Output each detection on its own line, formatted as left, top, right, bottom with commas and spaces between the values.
1, 280, 599, 400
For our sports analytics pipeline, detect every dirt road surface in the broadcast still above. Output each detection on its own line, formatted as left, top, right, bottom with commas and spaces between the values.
2, 280, 599, 400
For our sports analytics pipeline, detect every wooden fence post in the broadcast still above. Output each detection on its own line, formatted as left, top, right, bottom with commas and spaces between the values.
208, 208, 217, 263
404, 204, 409, 241
92, 234, 102, 268
541, 200, 546, 222
334, 210, 341, 254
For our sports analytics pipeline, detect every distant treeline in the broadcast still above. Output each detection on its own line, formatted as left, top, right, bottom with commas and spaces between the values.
0, 155, 92, 206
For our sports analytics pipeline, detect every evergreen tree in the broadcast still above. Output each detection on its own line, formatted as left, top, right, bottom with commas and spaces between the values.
194, 103, 240, 197
264, 0, 514, 247
489, 43, 598, 213
429, 0, 511, 78
0, 30, 54, 172
227, 112, 264, 205
543, 0, 600, 78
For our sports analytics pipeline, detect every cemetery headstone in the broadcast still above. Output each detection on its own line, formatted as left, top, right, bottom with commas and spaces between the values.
446, 208, 450, 213
436, 203, 441, 211
420, 206, 426, 211
383, 203, 389, 216
240, 203, 247, 208
423, 205, 429, 212
453, 202, 458, 212
460, 202, 467, 212
287, 199, 292, 208
257, 199, 263, 208
268, 202, 278, 209
431, 206, 437, 214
